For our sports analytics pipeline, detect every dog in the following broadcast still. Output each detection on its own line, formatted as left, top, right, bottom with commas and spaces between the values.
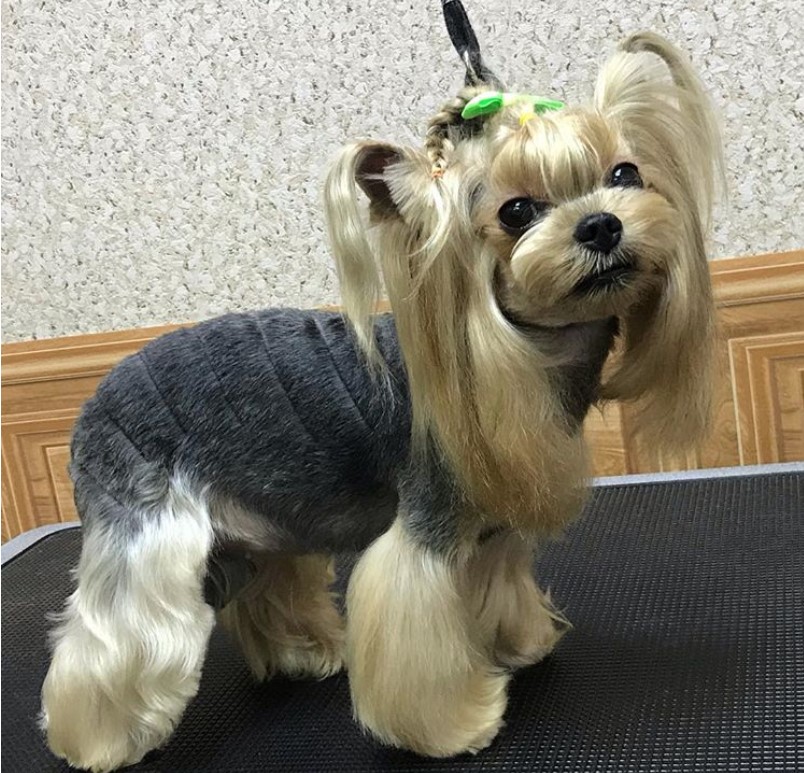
40, 2, 722, 769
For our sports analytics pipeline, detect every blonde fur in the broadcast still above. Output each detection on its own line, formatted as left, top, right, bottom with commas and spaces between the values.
346, 519, 509, 756
463, 531, 568, 668
424, 85, 487, 172
594, 33, 725, 455
41, 477, 215, 773
325, 32, 722, 522
325, 139, 589, 531
218, 553, 344, 681
324, 141, 402, 365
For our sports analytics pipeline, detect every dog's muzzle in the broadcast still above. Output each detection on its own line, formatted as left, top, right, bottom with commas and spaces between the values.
573, 255, 637, 295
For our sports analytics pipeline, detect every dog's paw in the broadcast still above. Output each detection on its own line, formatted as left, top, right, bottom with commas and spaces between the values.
47, 741, 148, 773
42, 693, 165, 773
400, 673, 507, 757
495, 602, 569, 669
354, 666, 509, 758
461, 706, 505, 756
273, 633, 345, 680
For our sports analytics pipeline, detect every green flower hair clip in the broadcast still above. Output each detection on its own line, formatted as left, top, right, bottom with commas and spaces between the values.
461, 91, 565, 121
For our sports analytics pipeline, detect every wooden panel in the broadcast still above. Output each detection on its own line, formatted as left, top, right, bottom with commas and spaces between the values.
2, 250, 802, 541
585, 402, 629, 477
2, 438, 22, 541
730, 333, 804, 464
700, 252, 804, 469
776, 358, 804, 461
614, 250, 804, 474
710, 251, 804, 307
1, 414, 79, 530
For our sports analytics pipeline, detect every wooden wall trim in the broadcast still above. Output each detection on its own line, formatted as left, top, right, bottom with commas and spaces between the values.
2, 249, 803, 541
2, 324, 188, 385
711, 250, 804, 306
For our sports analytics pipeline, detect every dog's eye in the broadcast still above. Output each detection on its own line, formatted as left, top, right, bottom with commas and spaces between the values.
498, 198, 548, 235
608, 163, 643, 189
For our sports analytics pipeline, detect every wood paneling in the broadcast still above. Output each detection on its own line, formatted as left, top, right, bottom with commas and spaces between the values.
730, 332, 804, 464
3, 415, 78, 525
2, 251, 802, 540
705, 251, 804, 469
582, 402, 630, 477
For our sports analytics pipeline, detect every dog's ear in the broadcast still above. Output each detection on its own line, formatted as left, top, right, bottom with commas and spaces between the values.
324, 140, 427, 360
353, 142, 407, 218
594, 32, 724, 234
596, 34, 724, 460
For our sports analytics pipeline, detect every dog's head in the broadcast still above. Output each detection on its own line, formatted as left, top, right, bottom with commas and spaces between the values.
325, 20, 722, 525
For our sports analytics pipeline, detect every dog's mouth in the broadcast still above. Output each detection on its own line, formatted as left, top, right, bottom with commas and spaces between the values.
573, 257, 637, 295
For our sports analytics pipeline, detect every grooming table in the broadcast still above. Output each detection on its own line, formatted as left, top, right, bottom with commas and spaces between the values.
3, 466, 802, 772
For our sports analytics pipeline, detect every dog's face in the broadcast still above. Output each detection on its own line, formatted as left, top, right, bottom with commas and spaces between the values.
354, 100, 699, 334
467, 109, 679, 327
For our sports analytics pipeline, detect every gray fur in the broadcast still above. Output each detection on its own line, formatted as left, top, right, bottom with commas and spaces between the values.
72, 310, 409, 553
549, 318, 619, 428
70, 308, 614, 577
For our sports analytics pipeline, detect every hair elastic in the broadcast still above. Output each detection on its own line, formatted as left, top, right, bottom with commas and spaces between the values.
461, 91, 565, 121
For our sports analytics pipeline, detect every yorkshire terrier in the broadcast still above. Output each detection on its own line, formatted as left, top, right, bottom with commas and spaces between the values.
41, 1, 722, 769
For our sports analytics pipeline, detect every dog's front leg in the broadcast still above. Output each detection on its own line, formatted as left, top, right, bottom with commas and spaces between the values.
346, 517, 509, 757
464, 530, 568, 669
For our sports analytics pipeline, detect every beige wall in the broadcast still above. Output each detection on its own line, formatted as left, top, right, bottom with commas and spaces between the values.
2, 0, 802, 342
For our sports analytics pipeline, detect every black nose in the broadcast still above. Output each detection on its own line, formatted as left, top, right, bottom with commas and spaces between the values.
574, 212, 623, 254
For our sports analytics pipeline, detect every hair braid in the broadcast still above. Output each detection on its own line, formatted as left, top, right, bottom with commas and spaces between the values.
425, 86, 487, 174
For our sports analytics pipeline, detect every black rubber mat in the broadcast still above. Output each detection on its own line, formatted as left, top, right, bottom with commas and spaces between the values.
3, 472, 803, 772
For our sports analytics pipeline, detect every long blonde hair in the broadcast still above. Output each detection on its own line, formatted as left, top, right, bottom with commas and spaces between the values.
324, 138, 586, 531
595, 33, 725, 456
324, 33, 722, 527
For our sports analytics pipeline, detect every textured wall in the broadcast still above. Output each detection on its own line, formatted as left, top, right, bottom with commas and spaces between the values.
2, 0, 802, 342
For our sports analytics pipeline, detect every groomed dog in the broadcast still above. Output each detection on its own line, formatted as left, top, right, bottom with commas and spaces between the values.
41, 3, 722, 769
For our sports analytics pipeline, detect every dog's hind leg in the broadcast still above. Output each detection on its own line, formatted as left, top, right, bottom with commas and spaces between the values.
41, 476, 215, 773
218, 553, 345, 681
346, 518, 509, 757
465, 530, 568, 668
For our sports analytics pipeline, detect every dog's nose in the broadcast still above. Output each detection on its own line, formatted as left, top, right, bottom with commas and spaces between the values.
574, 212, 623, 254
